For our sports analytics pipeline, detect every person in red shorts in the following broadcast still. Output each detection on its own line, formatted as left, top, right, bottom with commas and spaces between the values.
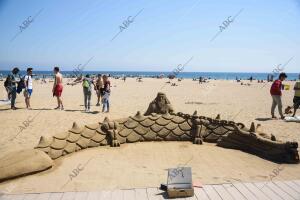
270, 73, 287, 119
52, 66, 64, 110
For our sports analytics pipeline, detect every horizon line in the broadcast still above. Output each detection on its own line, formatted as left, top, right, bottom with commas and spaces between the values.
0, 70, 299, 74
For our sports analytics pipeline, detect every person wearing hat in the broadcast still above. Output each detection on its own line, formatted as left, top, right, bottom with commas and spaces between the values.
270, 72, 287, 119
24, 67, 33, 109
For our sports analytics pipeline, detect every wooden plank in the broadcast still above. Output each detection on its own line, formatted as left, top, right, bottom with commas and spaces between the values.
194, 187, 209, 200
185, 193, 198, 200
232, 182, 258, 200
212, 184, 234, 200
61, 192, 76, 200
203, 185, 222, 200
293, 180, 300, 187
284, 181, 300, 194
242, 182, 271, 200
35, 193, 51, 200
223, 184, 247, 200
123, 189, 135, 200
155, 188, 165, 200
74, 192, 88, 200
273, 181, 300, 199
134, 188, 148, 200
111, 190, 123, 200
264, 182, 294, 200
0, 194, 11, 200
86, 191, 101, 200
49, 193, 63, 200
254, 182, 283, 200
99, 190, 112, 200
146, 188, 162, 200
23, 193, 38, 200
5, 194, 23, 200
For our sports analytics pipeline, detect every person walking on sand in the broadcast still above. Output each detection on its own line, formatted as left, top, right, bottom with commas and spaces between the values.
52, 67, 64, 110
270, 73, 287, 119
102, 75, 111, 113
6, 67, 21, 110
24, 68, 33, 109
95, 74, 103, 106
73, 74, 95, 112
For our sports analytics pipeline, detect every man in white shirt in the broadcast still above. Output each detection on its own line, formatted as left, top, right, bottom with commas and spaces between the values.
24, 68, 33, 109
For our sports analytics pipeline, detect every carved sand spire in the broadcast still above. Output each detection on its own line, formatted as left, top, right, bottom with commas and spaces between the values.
36, 136, 52, 148
103, 117, 109, 123
70, 122, 81, 133
249, 122, 255, 132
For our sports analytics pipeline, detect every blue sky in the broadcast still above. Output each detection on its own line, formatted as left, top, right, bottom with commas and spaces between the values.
0, 0, 299, 72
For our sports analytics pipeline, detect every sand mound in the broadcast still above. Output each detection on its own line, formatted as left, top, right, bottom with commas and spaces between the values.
0, 149, 53, 182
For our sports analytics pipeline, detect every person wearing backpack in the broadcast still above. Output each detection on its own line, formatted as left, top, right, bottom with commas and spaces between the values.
6, 67, 21, 110
74, 74, 95, 112
83, 74, 94, 112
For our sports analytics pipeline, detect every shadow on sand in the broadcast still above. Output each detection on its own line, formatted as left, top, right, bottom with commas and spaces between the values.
255, 118, 274, 121
64, 109, 100, 114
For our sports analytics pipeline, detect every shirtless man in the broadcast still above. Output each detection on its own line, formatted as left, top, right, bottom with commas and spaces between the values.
52, 67, 64, 110
95, 74, 103, 106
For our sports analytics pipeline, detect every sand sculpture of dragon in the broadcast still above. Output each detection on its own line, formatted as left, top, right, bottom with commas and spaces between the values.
0, 92, 299, 182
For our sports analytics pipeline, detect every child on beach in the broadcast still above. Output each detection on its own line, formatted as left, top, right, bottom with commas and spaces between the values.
24, 68, 33, 109
270, 73, 287, 119
52, 67, 64, 110
102, 75, 111, 113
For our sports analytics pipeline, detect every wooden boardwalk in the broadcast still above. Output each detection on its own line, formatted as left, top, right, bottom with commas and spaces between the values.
1, 180, 300, 200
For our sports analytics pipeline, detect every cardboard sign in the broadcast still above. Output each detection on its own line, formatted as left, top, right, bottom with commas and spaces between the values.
167, 167, 194, 198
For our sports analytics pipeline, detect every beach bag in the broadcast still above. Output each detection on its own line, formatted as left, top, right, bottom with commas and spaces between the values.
17, 77, 25, 94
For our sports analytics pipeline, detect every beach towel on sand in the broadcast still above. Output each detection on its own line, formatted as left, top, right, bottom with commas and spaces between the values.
285, 116, 300, 122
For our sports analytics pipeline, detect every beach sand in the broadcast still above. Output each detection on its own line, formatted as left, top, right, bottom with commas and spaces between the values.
0, 78, 299, 193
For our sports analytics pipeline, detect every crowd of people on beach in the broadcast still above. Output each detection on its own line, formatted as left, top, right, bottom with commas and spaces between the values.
3, 67, 111, 113
71, 73, 111, 112
2, 67, 300, 119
